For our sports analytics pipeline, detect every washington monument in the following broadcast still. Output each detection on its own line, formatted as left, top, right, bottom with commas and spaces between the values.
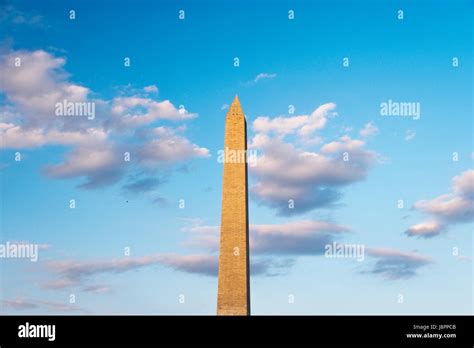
217, 95, 250, 316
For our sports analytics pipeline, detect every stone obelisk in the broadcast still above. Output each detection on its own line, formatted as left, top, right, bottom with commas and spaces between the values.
217, 95, 250, 316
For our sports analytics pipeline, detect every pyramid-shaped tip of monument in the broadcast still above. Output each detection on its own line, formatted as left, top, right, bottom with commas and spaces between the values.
231, 95, 241, 106
227, 95, 245, 118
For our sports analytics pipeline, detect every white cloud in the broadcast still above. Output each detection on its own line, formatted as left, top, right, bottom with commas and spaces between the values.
250, 134, 376, 215
405, 129, 416, 141
414, 194, 473, 222
137, 127, 210, 167
254, 72, 277, 83
252, 103, 337, 139
181, 219, 349, 255
42, 144, 124, 189
408, 170, 474, 238
0, 50, 91, 129
298, 103, 337, 137
143, 85, 158, 93
253, 115, 308, 135
0, 123, 107, 149
320, 135, 366, 154
359, 122, 379, 138
110, 97, 196, 129
0, 5, 43, 27
414, 170, 474, 223
0, 49, 209, 189
405, 221, 444, 238
453, 170, 474, 198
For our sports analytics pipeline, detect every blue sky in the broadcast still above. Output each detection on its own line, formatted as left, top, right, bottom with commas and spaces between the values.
0, 0, 472, 315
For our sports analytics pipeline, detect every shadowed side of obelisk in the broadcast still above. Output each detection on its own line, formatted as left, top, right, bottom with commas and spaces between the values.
217, 95, 250, 316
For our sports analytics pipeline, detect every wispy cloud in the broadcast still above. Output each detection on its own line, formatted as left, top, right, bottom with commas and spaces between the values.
122, 177, 162, 194
1, 299, 38, 310
42, 251, 295, 291
405, 129, 416, 141
254, 73, 277, 83
181, 221, 433, 281
243, 72, 277, 86
0, 4, 43, 27
251, 221, 349, 255
414, 170, 474, 223
359, 122, 379, 138
1, 298, 86, 313
136, 127, 209, 168
181, 220, 349, 255
407, 170, 474, 238
109, 96, 196, 130
42, 254, 217, 291
253, 103, 336, 137
82, 285, 113, 294
152, 196, 168, 206
364, 248, 434, 280
143, 85, 158, 93
405, 221, 445, 239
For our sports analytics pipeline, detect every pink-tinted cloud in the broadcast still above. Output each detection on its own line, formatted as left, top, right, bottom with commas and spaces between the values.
1, 49, 209, 189
181, 220, 349, 255
1, 298, 86, 313
137, 127, 210, 167
1, 299, 38, 310
359, 121, 379, 138
42, 143, 124, 189
405, 221, 445, 239
408, 170, 474, 238
82, 285, 113, 294
250, 134, 377, 215
0, 49, 90, 129
43, 252, 292, 291
365, 248, 434, 280
251, 220, 349, 254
